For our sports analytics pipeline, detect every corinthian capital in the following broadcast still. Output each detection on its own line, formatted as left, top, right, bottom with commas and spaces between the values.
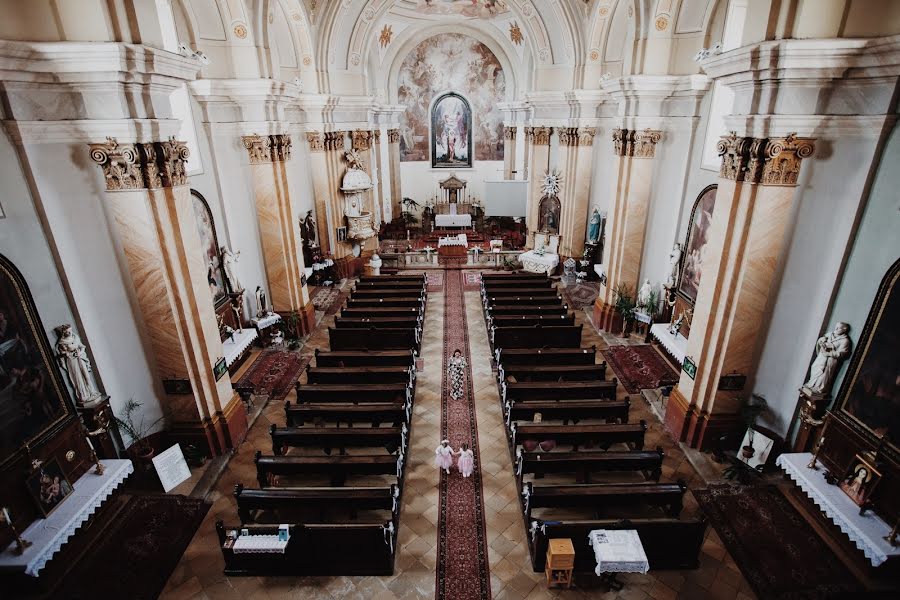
504, 126, 517, 141
89, 136, 190, 190
527, 126, 553, 146
307, 131, 324, 152
717, 132, 814, 185
388, 129, 401, 144
612, 128, 661, 157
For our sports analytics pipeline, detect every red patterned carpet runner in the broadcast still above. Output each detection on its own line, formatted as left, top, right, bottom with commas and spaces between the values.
234, 350, 310, 403
436, 268, 491, 600
601, 344, 679, 394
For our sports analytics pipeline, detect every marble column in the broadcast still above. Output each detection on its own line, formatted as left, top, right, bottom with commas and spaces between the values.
557, 127, 596, 259
525, 126, 552, 246
306, 131, 331, 254
503, 126, 517, 180
665, 133, 816, 449
241, 134, 315, 335
372, 129, 389, 223
593, 128, 662, 331
388, 128, 403, 221
88, 137, 247, 456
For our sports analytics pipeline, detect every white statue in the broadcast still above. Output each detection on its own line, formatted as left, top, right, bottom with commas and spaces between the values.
665, 243, 682, 289
220, 246, 243, 293
54, 324, 102, 405
804, 322, 852, 396
255, 286, 269, 318
637, 279, 653, 309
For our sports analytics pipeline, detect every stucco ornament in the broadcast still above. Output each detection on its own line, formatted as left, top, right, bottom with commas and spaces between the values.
542, 170, 562, 197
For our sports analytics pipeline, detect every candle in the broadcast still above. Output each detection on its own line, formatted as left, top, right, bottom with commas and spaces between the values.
85, 434, 95, 452
2, 507, 10, 525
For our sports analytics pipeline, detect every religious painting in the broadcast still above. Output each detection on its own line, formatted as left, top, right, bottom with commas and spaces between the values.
26, 458, 73, 517
398, 33, 505, 162
191, 190, 227, 308
414, 0, 508, 18
838, 258, 900, 446
678, 185, 717, 304
538, 196, 561, 235
839, 453, 881, 508
431, 93, 472, 169
0, 255, 73, 467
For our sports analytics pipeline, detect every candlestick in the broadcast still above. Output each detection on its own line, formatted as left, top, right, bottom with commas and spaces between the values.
85, 434, 95, 452
1, 507, 32, 555
1, 507, 9, 524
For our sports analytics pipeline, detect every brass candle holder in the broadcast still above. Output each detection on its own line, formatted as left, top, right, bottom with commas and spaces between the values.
807, 434, 826, 470
885, 519, 898, 547
1, 507, 32, 555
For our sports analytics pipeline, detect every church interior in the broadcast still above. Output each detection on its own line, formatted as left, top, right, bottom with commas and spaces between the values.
1, 1, 899, 598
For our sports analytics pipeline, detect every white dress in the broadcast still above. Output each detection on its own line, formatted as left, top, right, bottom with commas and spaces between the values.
434, 444, 454, 471
457, 449, 475, 478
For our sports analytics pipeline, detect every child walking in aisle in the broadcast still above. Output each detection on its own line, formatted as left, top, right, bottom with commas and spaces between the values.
434, 439, 454, 474
455, 443, 475, 478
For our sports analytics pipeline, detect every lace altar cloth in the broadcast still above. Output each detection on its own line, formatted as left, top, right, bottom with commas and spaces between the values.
232, 534, 289, 554
588, 529, 650, 575
223, 328, 258, 366
650, 323, 688, 365
518, 250, 559, 275
251, 313, 282, 329
435, 214, 472, 228
0, 459, 133, 576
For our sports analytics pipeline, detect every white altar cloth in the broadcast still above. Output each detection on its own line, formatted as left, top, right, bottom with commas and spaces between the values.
588, 529, 650, 575
438, 234, 467, 247
251, 313, 282, 330
650, 323, 688, 365
233, 534, 289, 554
223, 328, 258, 366
518, 250, 559, 275
777, 452, 899, 567
435, 214, 472, 228
0, 459, 133, 576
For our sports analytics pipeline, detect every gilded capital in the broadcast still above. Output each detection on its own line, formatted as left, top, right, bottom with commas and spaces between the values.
89, 136, 189, 191
373, 129, 381, 144
612, 128, 661, 157
306, 131, 324, 152
528, 126, 553, 146
351, 129, 373, 151
272, 134, 292, 162
242, 134, 292, 164
560, 127, 596, 147
717, 132, 814, 185
504, 126, 517, 141
762, 133, 815, 186
387, 129, 401, 144
324, 131, 346, 152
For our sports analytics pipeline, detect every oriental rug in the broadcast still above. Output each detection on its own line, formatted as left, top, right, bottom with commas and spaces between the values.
601, 344, 679, 394
235, 350, 309, 403
311, 285, 348, 315
427, 272, 444, 291
694, 484, 860, 600
61, 493, 209, 600
436, 268, 491, 600
463, 271, 482, 289
561, 280, 601, 310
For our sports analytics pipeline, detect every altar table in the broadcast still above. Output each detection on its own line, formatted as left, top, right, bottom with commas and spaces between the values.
518, 250, 559, 275
438, 234, 467, 247
588, 529, 649, 576
650, 323, 688, 365
435, 214, 472, 228
223, 328, 258, 367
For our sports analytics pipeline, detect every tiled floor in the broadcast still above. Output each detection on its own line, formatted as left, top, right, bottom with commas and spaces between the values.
159, 275, 757, 600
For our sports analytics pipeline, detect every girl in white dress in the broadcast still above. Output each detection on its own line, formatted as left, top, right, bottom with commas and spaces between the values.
447, 349, 467, 400
434, 439, 454, 474
455, 443, 475, 478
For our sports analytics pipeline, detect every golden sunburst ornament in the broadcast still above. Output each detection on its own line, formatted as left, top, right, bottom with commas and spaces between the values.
509, 22, 523, 46
379, 24, 393, 48
542, 169, 562, 197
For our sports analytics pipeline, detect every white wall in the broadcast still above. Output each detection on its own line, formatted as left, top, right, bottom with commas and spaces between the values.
399, 161, 504, 210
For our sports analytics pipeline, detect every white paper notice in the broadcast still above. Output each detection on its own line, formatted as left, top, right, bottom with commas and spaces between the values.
152, 444, 192, 493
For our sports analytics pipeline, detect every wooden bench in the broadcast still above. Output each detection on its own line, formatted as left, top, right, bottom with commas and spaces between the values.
340, 307, 423, 319
355, 281, 426, 290
505, 399, 629, 425
328, 327, 419, 351
515, 447, 664, 486
485, 295, 564, 307
270, 424, 404, 455
488, 305, 569, 316
482, 272, 548, 280
235, 483, 399, 523
295, 382, 409, 404
522, 481, 687, 521
528, 518, 707, 572
306, 366, 412, 385
496, 347, 596, 365
482, 288, 561, 298
216, 520, 398, 576
499, 363, 606, 382
345, 298, 424, 309
510, 421, 647, 451
359, 274, 425, 283
350, 289, 426, 299
482, 278, 552, 288
503, 380, 617, 402
255, 451, 401, 487
285, 401, 408, 428
334, 316, 421, 330
490, 314, 576, 328
492, 325, 582, 349
314, 349, 415, 368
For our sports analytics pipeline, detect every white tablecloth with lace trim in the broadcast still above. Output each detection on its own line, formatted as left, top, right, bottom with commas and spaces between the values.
588, 529, 650, 575
518, 251, 559, 275
777, 452, 899, 567
0, 459, 133, 576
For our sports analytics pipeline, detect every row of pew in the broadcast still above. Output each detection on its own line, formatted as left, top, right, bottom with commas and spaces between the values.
481, 271, 707, 575
216, 274, 427, 576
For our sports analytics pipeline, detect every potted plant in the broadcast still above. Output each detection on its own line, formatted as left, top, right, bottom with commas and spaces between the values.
613, 284, 636, 337
113, 398, 166, 462
400, 197, 421, 230
740, 394, 768, 459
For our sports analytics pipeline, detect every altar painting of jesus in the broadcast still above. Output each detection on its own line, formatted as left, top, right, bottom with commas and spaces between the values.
432, 93, 472, 168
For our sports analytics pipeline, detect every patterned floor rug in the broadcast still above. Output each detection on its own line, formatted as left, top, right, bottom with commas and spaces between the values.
694, 485, 861, 599
463, 271, 482, 289
235, 349, 309, 402
561, 281, 601, 310
427, 272, 444, 291
601, 344, 680, 393
61, 493, 209, 600
436, 269, 491, 600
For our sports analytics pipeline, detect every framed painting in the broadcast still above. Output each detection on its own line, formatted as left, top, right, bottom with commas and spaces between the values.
191, 190, 228, 306
26, 458, 74, 517
835, 258, 900, 451
0, 254, 75, 468
431, 92, 473, 169
677, 185, 717, 305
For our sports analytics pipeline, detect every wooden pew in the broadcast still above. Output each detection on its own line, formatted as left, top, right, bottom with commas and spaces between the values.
483, 288, 561, 299
484, 295, 564, 307
295, 382, 409, 404
340, 307, 422, 319
359, 274, 425, 283
235, 483, 399, 523
488, 305, 569, 316
255, 451, 401, 487
514, 447, 664, 486
505, 399, 629, 425
482, 272, 547, 280
285, 401, 408, 428
216, 520, 398, 576
334, 316, 420, 329
489, 314, 575, 328
328, 326, 419, 351
270, 424, 404, 455
499, 363, 606, 382
528, 518, 707, 572
495, 347, 597, 365
509, 421, 647, 451
314, 349, 415, 368
481, 278, 552, 288
355, 281, 426, 290
346, 298, 423, 309
522, 480, 687, 521
491, 325, 582, 349
503, 379, 617, 401
306, 366, 412, 385
350, 289, 425, 299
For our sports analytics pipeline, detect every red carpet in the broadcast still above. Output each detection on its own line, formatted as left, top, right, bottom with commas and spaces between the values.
436, 269, 491, 600
235, 350, 309, 402
601, 344, 680, 393
561, 281, 601, 310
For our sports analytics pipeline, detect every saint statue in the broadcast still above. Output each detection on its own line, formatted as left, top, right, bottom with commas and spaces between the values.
231, 294, 244, 333
588, 208, 602, 243
300, 210, 317, 247
255, 286, 269, 318
220, 246, 243, 293
637, 279, 653, 309
803, 322, 852, 396
665, 243, 682, 289
54, 324, 102, 406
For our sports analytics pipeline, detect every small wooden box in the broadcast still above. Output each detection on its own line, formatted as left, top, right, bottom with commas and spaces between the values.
546, 538, 575, 587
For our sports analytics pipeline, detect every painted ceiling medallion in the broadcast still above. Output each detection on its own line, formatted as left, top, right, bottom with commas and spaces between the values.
599, 6, 610, 16
509, 22, 523, 46
538, 47, 550, 62
415, 0, 509, 18
380, 24, 393, 48
233, 23, 248, 39
655, 15, 669, 31
350, 53, 361, 66
303, 55, 312, 66
542, 169, 562, 197
589, 48, 600, 61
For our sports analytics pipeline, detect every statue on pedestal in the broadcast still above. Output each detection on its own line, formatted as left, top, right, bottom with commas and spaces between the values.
255, 286, 269, 318
220, 246, 243, 293
588, 208, 602, 243
803, 322, 852, 396
665, 243, 682, 289
637, 279, 653, 309
54, 324, 102, 406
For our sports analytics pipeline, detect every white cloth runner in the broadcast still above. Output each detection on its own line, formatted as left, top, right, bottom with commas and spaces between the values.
588, 529, 650, 575
232, 534, 289, 554
518, 250, 559, 275
223, 328, 258, 366
650, 323, 688, 365
0, 459, 134, 576
777, 452, 899, 567
438, 234, 468, 247
251, 313, 282, 329
435, 214, 472, 228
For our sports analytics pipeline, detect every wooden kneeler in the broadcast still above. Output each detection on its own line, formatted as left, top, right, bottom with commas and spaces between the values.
545, 538, 575, 588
